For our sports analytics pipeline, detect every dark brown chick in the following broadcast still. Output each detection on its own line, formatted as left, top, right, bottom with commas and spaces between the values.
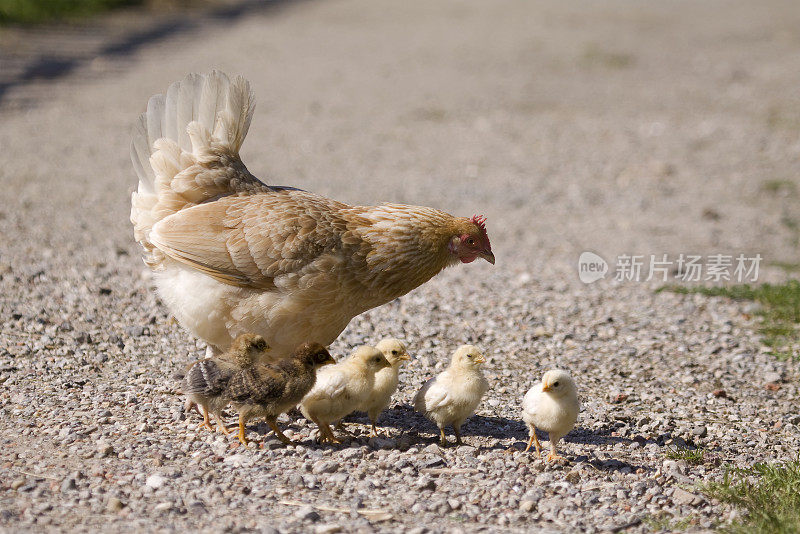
225, 341, 336, 446
182, 333, 270, 433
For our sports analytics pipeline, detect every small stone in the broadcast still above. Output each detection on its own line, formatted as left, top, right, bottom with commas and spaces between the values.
416, 477, 436, 490
295, 505, 321, 522
11, 478, 26, 490
60, 477, 77, 493
422, 443, 441, 455
154, 502, 172, 512
764, 371, 782, 383
671, 487, 702, 506
106, 497, 124, 512
314, 524, 342, 534
312, 460, 339, 474
610, 393, 629, 404
367, 437, 396, 450
145, 474, 165, 489
765, 382, 781, 392
223, 454, 252, 467
96, 441, 114, 457
712, 389, 727, 398
519, 499, 537, 513
691, 426, 708, 438
564, 470, 580, 483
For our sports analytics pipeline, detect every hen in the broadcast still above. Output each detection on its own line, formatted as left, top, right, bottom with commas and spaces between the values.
130, 71, 494, 358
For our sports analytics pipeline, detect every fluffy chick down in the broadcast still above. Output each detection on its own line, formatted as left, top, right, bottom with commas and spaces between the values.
225, 342, 335, 445
300, 345, 390, 443
182, 333, 270, 434
414, 345, 489, 446
360, 338, 411, 435
521, 369, 580, 461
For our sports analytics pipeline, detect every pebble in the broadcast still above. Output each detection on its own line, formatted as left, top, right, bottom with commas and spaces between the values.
145, 474, 165, 489
295, 506, 321, 522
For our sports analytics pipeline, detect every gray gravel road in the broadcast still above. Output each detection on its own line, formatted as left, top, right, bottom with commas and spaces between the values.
1, 0, 800, 532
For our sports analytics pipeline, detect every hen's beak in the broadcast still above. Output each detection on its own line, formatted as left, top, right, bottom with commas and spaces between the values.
542, 382, 552, 392
479, 250, 495, 265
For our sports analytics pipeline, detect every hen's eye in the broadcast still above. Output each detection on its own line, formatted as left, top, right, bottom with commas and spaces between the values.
467, 237, 476, 246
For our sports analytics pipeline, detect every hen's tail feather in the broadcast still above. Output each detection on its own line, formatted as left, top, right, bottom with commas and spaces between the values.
130, 70, 259, 268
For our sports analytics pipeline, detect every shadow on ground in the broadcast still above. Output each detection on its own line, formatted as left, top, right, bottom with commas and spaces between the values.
0, 0, 307, 105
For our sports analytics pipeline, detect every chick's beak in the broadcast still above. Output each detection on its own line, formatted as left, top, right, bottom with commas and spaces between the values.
541, 383, 552, 392
324, 356, 336, 365
399, 352, 411, 362
479, 250, 495, 265
474, 356, 486, 364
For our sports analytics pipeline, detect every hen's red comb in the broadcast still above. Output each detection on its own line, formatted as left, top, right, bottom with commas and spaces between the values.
471, 215, 487, 232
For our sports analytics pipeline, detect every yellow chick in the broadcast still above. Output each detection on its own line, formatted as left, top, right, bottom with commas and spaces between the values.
414, 345, 488, 446
522, 369, 579, 461
361, 338, 411, 436
300, 346, 390, 443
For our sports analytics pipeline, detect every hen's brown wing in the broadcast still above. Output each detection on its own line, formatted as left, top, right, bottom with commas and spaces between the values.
149, 190, 371, 289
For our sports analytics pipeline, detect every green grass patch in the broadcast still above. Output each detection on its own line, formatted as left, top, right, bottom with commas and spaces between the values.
703, 460, 800, 534
666, 446, 705, 466
0, 0, 141, 25
644, 512, 693, 532
658, 280, 800, 359
763, 180, 796, 195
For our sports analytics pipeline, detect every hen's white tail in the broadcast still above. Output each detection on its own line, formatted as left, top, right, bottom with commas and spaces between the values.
130, 70, 258, 268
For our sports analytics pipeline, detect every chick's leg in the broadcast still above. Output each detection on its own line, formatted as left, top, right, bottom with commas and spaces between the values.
524, 424, 543, 457
266, 417, 292, 445
212, 411, 231, 435
197, 406, 214, 432
236, 413, 249, 447
546, 436, 566, 462
439, 427, 447, 447
453, 426, 464, 446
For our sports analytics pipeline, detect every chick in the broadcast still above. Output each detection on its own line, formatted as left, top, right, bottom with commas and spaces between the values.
225, 342, 336, 446
300, 346, 391, 443
362, 338, 411, 436
522, 369, 579, 461
414, 345, 489, 446
182, 333, 269, 434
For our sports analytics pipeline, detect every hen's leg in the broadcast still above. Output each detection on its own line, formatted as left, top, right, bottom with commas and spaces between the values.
266, 417, 292, 445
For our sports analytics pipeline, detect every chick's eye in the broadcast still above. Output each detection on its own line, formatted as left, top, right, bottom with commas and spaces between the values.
553, 381, 560, 387
392, 350, 398, 355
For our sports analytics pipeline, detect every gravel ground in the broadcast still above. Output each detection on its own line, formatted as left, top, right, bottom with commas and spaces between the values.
2, 0, 800, 532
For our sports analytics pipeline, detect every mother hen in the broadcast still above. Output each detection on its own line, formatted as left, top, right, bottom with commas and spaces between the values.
130, 71, 494, 358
